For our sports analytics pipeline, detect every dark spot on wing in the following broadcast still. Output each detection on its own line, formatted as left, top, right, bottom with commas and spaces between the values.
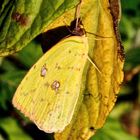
55, 63, 61, 70
40, 98, 45, 102
57, 66, 61, 70
69, 50, 71, 53
41, 65, 48, 77
76, 84, 79, 87
68, 66, 74, 70
44, 82, 50, 87
81, 53, 86, 58
25, 77, 28, 80
23, 92, 28, 96
51, 80, 60, 91
75, 67, 81, 71
31, 99, 35, 104
66, 91, 70, 94
31, 112, 35, 116
30, 89, 36, 93
48, 111, 53, 117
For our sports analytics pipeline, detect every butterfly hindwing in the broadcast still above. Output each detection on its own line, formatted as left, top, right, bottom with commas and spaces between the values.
12, 36, 89, 133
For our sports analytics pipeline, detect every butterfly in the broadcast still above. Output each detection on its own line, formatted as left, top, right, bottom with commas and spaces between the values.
12, 24, 92, 133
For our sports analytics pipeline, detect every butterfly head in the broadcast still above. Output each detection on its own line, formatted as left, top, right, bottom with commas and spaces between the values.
70, 18, 85, 36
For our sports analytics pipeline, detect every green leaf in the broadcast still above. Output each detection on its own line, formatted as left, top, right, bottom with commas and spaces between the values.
124, 47, 140, 71
0, 0, 14, 43
0, 71, 25, 110
121, 0, 140, 27
0, 117, 32, 140
91, 118, 138, 140
0, 0, 80, 56
15, 40, 43, 68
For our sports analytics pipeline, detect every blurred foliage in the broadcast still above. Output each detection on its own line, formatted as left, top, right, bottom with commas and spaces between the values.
0, 0, 79, 56
0, 0, 140, 140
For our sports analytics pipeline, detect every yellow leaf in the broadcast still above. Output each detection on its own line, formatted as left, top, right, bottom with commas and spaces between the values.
85, 0, 124, 129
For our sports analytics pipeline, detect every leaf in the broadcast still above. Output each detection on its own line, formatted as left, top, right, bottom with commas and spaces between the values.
0, 117, 32, 140
91, 118, 138, 140
124, 47, 140, 71
85, 0, 124, 129
15, 40, 43, 68
0, 71, 25, 110
0, 0, 80, 56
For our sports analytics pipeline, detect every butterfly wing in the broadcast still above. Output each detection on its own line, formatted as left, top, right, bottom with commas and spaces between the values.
54, 102, 95, 140
12, 36, 89, 133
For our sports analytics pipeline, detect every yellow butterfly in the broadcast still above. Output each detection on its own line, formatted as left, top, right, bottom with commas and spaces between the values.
12, 32, 91, 133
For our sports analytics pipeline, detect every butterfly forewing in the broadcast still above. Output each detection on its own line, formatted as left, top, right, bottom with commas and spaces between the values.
12, 36, 89, 133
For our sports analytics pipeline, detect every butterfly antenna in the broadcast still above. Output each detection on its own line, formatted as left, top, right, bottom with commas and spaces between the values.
86, 32, 113, 40
87, 56, 101, 74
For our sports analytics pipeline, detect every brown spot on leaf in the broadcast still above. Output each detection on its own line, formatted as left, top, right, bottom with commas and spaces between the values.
19, 14, 28, 26
12, 12, 28, 26
12, 12, 21, 22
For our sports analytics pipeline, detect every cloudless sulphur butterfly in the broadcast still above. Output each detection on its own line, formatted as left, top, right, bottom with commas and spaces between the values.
12, 33, 90, 133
